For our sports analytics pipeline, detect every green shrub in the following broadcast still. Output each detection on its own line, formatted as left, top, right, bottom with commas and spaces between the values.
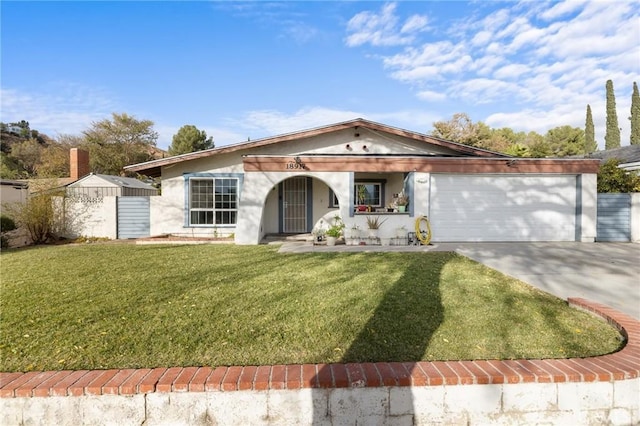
5, 194, 56, 244
597, 158, 640, 193
0, 215, 17, 249
0, 215, 16, 233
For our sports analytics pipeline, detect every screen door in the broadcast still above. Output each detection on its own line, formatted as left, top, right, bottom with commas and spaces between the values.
283, 177, 307, 233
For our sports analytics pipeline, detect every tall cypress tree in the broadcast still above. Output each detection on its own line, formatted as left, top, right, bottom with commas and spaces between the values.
585, 104, 597, 153
605, 79, 621, 149
631, 81, 640, 145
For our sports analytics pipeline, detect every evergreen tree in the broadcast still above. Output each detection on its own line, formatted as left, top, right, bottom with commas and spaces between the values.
168, 125, 214, 155
585, 104, 597, 153
631, 82, 640, 145
544, 125, 585, 157
605, 80, 621, 149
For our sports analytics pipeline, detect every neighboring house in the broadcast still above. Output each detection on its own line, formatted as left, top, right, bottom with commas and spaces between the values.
25, 147, 90, 195
124, 118, 600, 245
21, 148, 156, 197
59, 149, 157, 240
584, 145, 640, 173
3, 148, 158, 242
5, 125, 25, 136
66, 174, 158, 198
0, 180, 29, 208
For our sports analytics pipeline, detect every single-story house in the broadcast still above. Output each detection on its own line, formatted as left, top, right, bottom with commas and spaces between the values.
124, 118, 600, 245
583, 145, 640, 174
0, 179, 29, 208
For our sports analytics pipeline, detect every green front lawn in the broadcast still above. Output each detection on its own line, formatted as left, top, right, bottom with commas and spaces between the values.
0, 244, 622, 372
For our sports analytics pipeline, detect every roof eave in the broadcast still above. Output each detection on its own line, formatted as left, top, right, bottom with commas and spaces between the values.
124, 118, 509, 176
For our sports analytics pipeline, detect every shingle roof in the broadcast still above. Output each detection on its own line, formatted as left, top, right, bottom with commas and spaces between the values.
584, 145, 640, 164
70, 174, 155, 190
124, 118, 509, 177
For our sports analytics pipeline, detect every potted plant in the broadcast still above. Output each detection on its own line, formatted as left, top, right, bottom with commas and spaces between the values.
325, 216, 345, 246
312, 219, 326, 244
366, 216, 387, 238
396, 225, 407, 238
346, 224, 360, 245
396, 192, 409, 213
356, 185, 369, 212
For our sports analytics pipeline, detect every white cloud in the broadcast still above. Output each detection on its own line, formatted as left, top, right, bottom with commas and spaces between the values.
416, 90, 447, 102
282, 22, 319, 44
471, 30, 492, 47
345, 0, 640, 144
0, 84, 119, 138
493, 63, 531, 80
534, 1, 638, 59
450, 78, 526, 104
472, 54, 505, 76
539, 0, 588, 21
345, 2, 428, 47
401, 14, 429, 34
481, 7, 511, 29
383, 41, 471, 81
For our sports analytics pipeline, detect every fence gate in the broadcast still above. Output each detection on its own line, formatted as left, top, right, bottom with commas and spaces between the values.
596, 193, 631, 242
117, 197, 151, 239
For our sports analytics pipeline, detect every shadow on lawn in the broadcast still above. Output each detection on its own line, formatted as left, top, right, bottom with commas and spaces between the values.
312, 253, 446, 424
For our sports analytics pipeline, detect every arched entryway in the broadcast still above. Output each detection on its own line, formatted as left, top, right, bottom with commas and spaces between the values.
261, 175, 342, 238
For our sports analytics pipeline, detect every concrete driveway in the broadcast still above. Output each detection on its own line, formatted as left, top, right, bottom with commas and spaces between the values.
452, 242, 640, 320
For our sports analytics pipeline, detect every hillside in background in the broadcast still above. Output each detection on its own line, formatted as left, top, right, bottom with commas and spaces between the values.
1, 122, 166, 180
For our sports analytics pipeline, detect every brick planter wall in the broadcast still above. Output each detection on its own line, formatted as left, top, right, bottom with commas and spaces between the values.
1, 298, 639, 425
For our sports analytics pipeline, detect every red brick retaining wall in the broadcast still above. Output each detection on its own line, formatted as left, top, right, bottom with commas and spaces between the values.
1, 298, 638, 398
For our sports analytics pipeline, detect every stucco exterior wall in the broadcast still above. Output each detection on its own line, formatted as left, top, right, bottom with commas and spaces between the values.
149, 153, 242, 238
262, 186, 280, 235
580, 173, 598, 242
63, 196, 117, 239
631, 193, 640, 243
236, 128, 461, 157
237, 171, 353, 244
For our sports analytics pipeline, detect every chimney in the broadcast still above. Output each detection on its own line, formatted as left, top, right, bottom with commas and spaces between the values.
70, 148, 90, 181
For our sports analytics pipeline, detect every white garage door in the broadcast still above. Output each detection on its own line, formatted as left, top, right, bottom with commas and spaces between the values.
429, 174, 577, 242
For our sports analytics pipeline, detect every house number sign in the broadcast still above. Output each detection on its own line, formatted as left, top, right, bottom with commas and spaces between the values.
286, 157, 307, 170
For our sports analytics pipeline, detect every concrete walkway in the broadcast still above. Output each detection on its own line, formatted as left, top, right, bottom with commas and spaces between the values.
278, 241, 640, 319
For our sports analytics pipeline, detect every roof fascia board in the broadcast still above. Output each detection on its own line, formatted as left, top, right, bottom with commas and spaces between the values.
243, 156, 601, 174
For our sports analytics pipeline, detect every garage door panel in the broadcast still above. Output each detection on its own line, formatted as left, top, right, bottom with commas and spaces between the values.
429, 175, 576, 242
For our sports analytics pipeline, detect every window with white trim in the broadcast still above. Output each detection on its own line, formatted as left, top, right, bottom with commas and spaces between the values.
189, 178, 238, 225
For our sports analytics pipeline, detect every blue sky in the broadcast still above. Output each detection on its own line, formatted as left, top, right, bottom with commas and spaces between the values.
2, 1, 639, 150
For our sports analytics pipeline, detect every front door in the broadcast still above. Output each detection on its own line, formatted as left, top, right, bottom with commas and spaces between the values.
283, 177, 307, 233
